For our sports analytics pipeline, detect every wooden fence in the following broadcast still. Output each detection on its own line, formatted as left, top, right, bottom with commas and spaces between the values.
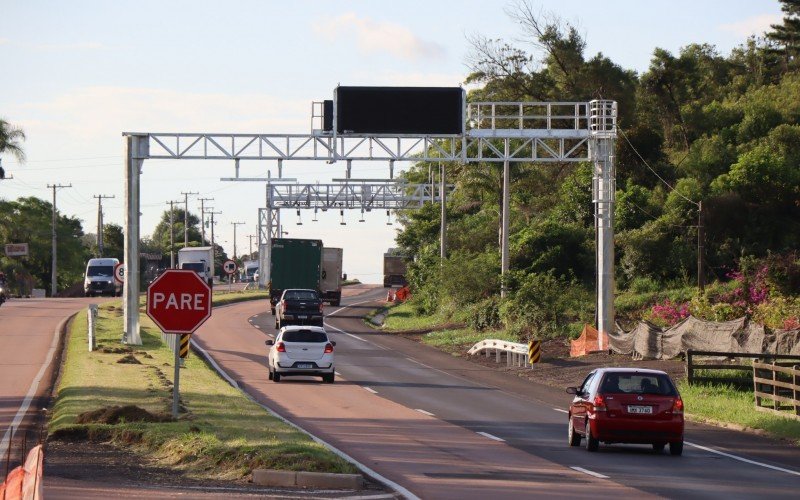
685, 350, 800, 386
753, 362, 800, 421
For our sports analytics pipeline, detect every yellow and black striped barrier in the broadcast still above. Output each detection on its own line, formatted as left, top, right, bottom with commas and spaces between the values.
179, 334, 190, 359
528, 340, 541, 365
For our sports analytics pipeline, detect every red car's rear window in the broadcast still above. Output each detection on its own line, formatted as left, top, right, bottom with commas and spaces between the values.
599, 373, 677, 396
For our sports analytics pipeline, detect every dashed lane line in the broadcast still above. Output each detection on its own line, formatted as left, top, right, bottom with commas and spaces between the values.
364, 387, 378, 394
553, 408, 569, 414
477, 431, 505, 442
415, 409, 435, 417
570, 466, 609, 479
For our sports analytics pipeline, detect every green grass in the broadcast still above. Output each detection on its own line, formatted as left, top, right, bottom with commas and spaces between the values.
50, 297, 356, 480
421, 328, 517, 352
210, 289, 269, 306
379, 302, 448, 331
680, 378, 800, 445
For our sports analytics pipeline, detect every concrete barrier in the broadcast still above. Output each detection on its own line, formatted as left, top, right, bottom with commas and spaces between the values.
252, 469, 363, 489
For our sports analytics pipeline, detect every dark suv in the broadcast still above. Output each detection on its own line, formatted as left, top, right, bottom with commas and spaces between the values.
275, 289, 324, 329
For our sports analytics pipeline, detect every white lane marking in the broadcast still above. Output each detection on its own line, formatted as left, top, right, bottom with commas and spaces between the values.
255, 325, 262, 329
0, 314, 71, 462
477, 431, 505, 442
553, 408, 569, 414
415, 409, 435, 417
364, 387, 378, 394
326, 299, 375, 318
571, 466, 609, 479
685, 441, 800, 477
324, 321, 368, 342
189, 338, 419, 500
335, 371, 341, 376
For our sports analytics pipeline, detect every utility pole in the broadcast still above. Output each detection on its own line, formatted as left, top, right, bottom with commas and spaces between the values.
198, 197, 214, 245
697, 201, 705, 292
230, 221, 245, 262
94, 194, 115, 256
247, 234, 256, 259
166, 200, 180, 268
206, 209, 222, 280
181, 191, 198, 248
47, 183, 72, 297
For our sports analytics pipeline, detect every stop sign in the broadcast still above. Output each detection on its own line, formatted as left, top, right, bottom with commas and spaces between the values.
146, 269, 212, 334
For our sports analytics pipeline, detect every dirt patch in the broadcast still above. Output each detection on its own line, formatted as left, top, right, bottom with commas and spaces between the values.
116, 354, 141, 364
76, 405, 173, 425
97, 345, 131, 354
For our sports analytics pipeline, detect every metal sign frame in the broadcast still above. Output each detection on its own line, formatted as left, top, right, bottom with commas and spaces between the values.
123, 99, 616, 349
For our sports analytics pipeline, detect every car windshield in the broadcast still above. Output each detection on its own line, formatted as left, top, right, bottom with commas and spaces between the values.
281, 330, 328, 343
87, 265, 114, 277
284, 290, 318, 300
181, 263, 204, 272
599, 373, 677, 396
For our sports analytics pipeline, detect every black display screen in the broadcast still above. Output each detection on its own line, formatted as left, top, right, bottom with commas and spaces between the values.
335, 86, 463, 135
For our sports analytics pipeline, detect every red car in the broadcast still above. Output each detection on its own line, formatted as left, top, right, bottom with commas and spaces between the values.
567, 368, 684, 455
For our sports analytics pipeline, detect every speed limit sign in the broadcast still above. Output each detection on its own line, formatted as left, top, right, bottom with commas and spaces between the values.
114, 263, 125, 284
222, 260, 237, 275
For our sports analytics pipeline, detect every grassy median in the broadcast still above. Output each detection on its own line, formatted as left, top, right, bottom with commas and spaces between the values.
50, 294, 357, 480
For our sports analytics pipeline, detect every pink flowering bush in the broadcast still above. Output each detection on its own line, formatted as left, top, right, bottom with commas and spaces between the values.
645, 299, 690, 327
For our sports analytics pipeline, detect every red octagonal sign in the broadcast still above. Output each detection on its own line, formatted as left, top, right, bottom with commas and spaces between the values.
146, 269, 212, 334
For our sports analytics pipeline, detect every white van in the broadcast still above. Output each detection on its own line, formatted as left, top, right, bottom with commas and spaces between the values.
84, 258, 121, 297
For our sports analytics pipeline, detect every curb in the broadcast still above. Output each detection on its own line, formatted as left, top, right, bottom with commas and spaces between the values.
252, 469, 363, 489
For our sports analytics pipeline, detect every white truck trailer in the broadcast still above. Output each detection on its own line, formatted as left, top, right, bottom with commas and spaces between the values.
320, 247, 343, 306
178, 246, 214, 287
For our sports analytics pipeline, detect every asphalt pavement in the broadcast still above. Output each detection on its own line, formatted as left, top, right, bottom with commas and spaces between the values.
174, 285, 782, 498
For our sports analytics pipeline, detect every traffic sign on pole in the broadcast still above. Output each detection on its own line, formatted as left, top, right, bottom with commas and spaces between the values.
146, 269, 212, 335
114, 262, 125, 284
145, 269, 212, 418
222, 259, 237, 275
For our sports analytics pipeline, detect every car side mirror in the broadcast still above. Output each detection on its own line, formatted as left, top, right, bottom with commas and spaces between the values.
331, 341, 336, 346
265, 339, 274, 346
566, 386, 579, 395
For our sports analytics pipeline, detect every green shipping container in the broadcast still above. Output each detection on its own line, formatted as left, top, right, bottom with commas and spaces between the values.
270, 238, 323, 299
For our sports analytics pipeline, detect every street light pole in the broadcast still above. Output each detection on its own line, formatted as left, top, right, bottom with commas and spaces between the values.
181, 191, 198, 248
47, 183, 72, 297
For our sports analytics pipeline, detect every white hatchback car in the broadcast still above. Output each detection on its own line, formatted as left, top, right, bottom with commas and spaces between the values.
266, 325, 336, 383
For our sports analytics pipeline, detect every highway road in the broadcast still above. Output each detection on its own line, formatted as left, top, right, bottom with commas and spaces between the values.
0, 297, 106, 469
191, 285, 800, 499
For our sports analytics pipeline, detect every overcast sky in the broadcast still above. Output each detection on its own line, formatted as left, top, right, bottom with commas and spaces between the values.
0, 0, 784, 282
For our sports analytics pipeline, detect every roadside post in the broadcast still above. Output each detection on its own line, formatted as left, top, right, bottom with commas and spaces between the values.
114, 263, 125, 342
146, 269, 212, 418
87, 304, 98, 351
528, 340, 541, 368
222, 259, 237, 293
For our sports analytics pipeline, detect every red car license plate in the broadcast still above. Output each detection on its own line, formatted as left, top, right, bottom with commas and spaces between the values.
627, 405, 653, 414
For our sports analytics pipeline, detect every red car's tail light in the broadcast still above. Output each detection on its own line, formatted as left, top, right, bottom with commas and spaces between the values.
593, 394, 607, 412
324, 343, 334, 353
275, 342, 286, 352
671, 397, 684, 414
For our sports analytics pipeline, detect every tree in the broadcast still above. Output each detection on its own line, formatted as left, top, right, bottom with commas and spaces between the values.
768, 0, 800, 68
150, 208, 205, 254
0, 119, 26, 179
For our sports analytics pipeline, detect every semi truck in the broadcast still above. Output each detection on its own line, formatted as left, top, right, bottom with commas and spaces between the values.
383, 250, 408, 287
178, 246, 214, 287
320, 247, 343, 306
242, 259, 259, 282
269, 238, 322, 315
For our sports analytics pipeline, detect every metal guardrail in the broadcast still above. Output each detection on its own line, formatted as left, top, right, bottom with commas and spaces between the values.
468, 339, 532, 368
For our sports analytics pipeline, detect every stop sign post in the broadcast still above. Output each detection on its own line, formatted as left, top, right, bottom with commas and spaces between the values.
146, 269, 212, 418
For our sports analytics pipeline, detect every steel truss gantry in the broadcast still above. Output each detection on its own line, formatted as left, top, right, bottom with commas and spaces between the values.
123, 99, 616, 349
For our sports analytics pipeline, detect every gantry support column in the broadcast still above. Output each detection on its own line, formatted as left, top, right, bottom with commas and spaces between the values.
123, 134, 147, 345
589, 100, 618, 348
440, 163, 447, 261
500, 139, 510, 298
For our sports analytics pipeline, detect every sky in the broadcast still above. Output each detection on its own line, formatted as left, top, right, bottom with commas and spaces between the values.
0, 0, 785, 283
